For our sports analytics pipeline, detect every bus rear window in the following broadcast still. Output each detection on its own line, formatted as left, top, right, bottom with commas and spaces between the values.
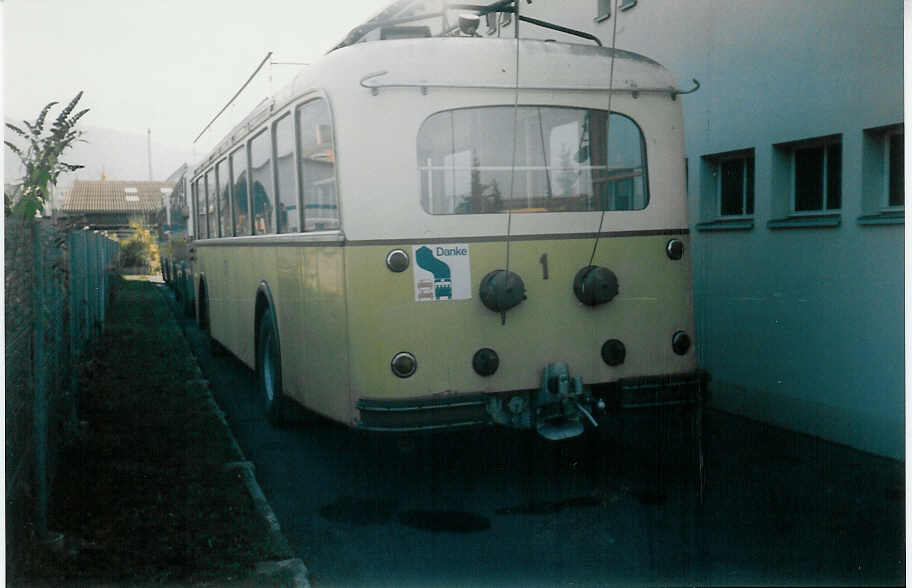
417, 106, 648, 214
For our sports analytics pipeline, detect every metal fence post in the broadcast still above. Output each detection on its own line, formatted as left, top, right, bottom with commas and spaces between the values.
68, 231, 81, 420
96, 232, 105, 330
83, 229, 90, 342
31, 221, 48, 539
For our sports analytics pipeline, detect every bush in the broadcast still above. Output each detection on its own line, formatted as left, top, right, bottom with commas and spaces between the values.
120, 221, 160, 273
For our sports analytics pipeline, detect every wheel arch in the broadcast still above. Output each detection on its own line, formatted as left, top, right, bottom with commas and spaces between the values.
254, 281, 280, 365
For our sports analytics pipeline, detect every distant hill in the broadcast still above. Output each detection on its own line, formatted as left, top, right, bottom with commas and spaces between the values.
4, 121, 195, 206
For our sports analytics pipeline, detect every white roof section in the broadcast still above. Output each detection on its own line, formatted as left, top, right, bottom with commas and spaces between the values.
199, 38, 677, 170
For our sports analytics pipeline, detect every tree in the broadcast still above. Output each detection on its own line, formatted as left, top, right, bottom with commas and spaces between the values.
120, 220, 160, 273
4, 92, 89, 219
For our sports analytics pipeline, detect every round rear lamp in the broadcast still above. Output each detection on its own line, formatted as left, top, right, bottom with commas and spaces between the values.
386, 249, 410, 272
672, 331, 691, 355
666, 239, 684, 260
601, 339, 626, 366
391, 352, 417, 378
472, 348, 499, 377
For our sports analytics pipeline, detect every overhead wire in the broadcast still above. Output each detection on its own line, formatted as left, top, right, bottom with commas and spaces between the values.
586, 0, 620, 268
501, 0, 522, 325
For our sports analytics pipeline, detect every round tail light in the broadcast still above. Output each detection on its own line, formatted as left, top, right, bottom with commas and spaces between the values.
601, 339, 626, 366
391, 352, 417, 378
386, 249, 410, 272
472, 348, 499, 376
672, 331, 691, 355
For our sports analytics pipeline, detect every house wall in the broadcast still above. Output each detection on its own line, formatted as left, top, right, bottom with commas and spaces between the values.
471, 0, 904, 458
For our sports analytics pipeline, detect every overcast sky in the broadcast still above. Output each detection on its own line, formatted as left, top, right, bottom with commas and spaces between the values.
3, 0, 393, 159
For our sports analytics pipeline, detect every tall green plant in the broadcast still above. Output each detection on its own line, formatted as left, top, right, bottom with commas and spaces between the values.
4, 92, 89, 219
120, 220, 160, 273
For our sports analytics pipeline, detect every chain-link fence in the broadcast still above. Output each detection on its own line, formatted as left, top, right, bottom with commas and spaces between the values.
5, 217, 119, 569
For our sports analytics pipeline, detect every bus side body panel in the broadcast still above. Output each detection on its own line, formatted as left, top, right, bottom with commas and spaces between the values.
276, 243, 351, 423
198, 245, 276, 369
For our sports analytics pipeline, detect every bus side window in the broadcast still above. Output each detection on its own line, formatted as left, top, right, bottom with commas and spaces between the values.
249, 129, 275, 235
194, 177, 208, 239
217, 158, 231, 237
231, 146, 251, 236
296, 99, 339, 231
205, 168, 217, 237
274, 114, 299, 233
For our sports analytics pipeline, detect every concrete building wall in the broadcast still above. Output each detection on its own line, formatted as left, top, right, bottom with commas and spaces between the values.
467, 0, 903, 458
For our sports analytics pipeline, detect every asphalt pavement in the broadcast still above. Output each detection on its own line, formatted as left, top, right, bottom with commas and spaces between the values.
161, 282, 904, 587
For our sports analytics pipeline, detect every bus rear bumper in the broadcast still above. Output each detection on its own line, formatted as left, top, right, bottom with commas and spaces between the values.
355, 370, 708, 437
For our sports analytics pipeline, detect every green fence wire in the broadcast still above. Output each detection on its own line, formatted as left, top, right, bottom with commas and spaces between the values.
5, 217, 120, 566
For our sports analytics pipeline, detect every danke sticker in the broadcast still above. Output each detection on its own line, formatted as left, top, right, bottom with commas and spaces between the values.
413, 244, 471, 301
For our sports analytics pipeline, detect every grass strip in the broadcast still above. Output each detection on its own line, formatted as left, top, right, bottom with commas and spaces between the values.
20, 275, 286, 585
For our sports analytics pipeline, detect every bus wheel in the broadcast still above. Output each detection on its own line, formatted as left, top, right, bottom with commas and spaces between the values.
257, 308, 285, 426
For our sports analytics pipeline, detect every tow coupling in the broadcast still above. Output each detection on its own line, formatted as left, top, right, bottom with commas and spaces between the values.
535, 362, 600, 440
486, 362, 603, 440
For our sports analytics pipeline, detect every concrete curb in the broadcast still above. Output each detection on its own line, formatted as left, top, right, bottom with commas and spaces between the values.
185, 378, 310, 588
160, 284, 310, 587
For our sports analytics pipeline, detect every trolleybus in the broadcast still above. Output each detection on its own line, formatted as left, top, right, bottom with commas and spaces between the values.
188, 3, 703, 441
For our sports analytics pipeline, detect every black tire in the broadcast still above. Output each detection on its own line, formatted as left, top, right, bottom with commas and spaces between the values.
257, 308, 285, 426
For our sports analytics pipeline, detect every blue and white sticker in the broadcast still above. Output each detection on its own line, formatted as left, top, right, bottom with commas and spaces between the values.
413, 244, 471, 301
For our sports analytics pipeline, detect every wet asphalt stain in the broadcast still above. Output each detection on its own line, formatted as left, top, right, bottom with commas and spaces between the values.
634, 490, 667, 505
398, 509, 491, 533
319, 496, 398, 526
496, 495, 602, 515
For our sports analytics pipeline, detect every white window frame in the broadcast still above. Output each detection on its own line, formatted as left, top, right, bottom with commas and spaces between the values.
882, 128, 904, 211
714, 151, 754, 219
788, 138, 841, 215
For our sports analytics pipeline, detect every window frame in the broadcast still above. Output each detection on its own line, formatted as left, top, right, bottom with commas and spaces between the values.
272, 111, 300, 234
788, 136, 841, 216
205, 167, 219, 238
247, 126, 276, 235
882, 127, 904, 211
416, 105, 650, 216
230, 145, 251, 237
192, 178, 203, 239
295, 97, 340, 232
710, 149, 755, 219
215, 157, 232, 237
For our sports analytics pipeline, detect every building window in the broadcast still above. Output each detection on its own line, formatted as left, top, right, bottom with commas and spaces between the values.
859, 124, 903, 224
790, 138, 841, 213
885, 129, 903, 208
700, 149, 754, 220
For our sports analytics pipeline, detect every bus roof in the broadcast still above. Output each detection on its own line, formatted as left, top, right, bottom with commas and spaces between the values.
198, 37, 677, 174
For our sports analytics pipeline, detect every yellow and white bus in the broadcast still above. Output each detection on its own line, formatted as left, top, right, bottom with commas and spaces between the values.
189, 10, 702, 440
